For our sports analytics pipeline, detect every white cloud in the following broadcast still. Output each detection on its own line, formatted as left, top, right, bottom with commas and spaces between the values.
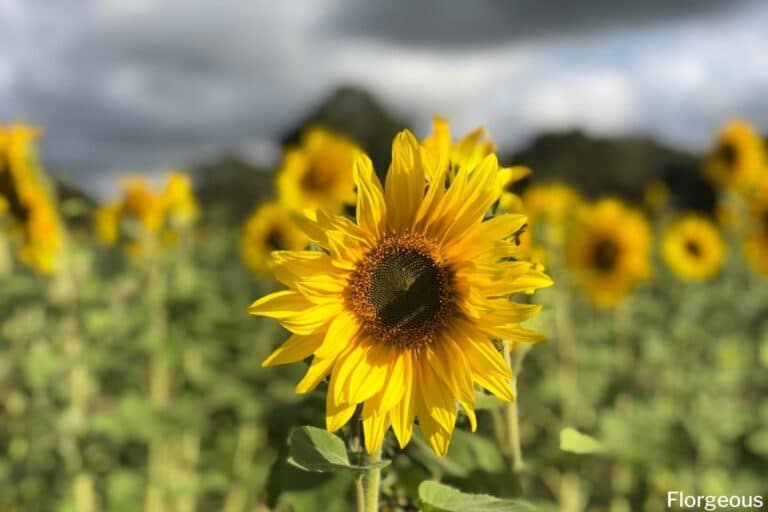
1, 0, 767, 198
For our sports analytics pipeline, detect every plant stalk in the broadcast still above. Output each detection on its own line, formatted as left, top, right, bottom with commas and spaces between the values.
355, 474, 366, 512
362, 444, 382, 512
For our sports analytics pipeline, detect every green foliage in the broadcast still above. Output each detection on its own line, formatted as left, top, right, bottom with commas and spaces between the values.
559, 428, 604, 455
288, 426, 389, 473
1, 206, 767, 511
418, 481, 536, 512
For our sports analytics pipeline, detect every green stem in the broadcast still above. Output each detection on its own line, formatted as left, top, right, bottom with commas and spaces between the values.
503, 343, 526, 474
363, 445, 382, 512
355, 474, 366, 512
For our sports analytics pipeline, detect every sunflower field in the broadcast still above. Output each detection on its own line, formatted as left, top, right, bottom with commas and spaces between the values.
1, 114, 767, 512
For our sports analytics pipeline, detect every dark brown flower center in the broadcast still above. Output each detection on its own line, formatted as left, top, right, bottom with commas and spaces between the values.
716, 142, 738, 171
592, 238, 620, 272
265, 227, 286, 251
685, 239, 702, 258
345, 233, 456, 348
0, 160, 30, 222
301, 166, 334, 193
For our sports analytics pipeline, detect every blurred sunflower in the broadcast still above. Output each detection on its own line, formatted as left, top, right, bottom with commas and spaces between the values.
163, 171, 198, 228
704, 120, 766, 194
0, 124, 64, 274
94, 172, 198, 257
240, 202, 308, 275
276, 128, 360, 213
743, 183, 768, 275
421, 115, 530, 210
523, 182, 582, 222
250, 129, 552, 455
93, 203, 121, 245
567, 199, 651, 308
661, 216, 725, 281
120, 178, 166, 234
522, 182, 582, 248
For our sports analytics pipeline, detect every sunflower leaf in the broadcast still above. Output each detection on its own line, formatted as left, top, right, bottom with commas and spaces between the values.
287, 426, 390, 473
418, 481, 537, 511
559, 427, 605, 455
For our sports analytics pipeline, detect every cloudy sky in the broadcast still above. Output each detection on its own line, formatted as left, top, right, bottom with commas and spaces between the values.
1, 0, 767, 197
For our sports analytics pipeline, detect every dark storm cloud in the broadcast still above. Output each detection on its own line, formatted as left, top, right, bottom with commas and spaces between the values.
1, 0, 767, 197
328, 0, 745, 47
6, 0, 334, 189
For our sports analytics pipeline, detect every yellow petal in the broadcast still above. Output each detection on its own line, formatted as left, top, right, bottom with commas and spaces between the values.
347, 343, 392, 404
377, 351, 406, 412
278, 301, 343, 335
362, 392, 390, 454
390, 351, 416, 448
315, 311, 359, 360
354, 154, 386, 240
295, 356, 336, 394
270, 250, 337, 287
418, 358, 457, 434
261, 332, 324, 367
248, 290, 311, 318
326, 376, 357, 432
330, 339, 370, 405
465, 339, 513, 379
385, 131, 424, 232
416, 385, 452, 456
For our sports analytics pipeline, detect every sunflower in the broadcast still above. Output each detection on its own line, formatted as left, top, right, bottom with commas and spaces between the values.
566, 199, 651, 308
96, 172, 199, 257
250, 129, 552, 455
743, 183, 768, 275
93, 203, 121, 245
421, 115, 530, 209
241, 202, 308, 275
120, 178, 166, 234
0, 124, 64, 274
523, 182, 582, 223
661, 216, 725, 281
276, 128, 360, 213
162, 171, 198, 229
704, 120, 766, 194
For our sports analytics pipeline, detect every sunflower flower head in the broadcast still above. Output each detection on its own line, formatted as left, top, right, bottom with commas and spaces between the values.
93, 203, 121, 246
743, 181, 768, 275
276, 127, 361, 213
251, 126, 552, 456
566, 198, 651, 308
97, 172, 199, 257
240, 202, 308, 275
522, 182, 583, 248
0, 123, 64, 275
120, 178, 166, 234
662, 215, 725, 281
704, 120, 766, 194
162, 171, 199, 229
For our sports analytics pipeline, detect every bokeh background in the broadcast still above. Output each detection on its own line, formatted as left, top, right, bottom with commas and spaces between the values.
1, 1, 768, 511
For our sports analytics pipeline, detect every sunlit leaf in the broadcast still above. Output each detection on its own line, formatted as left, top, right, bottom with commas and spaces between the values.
418, 481, 537, 511
287, 425, 389, 473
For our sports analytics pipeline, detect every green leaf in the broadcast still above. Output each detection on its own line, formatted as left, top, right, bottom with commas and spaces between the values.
559, 427, 605, 455
287, 425, 390, 473
418, 481, 537, 511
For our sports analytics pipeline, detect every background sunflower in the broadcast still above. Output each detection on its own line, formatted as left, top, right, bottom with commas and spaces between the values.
566, 198, 652, 308
661, 215, 725, 281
